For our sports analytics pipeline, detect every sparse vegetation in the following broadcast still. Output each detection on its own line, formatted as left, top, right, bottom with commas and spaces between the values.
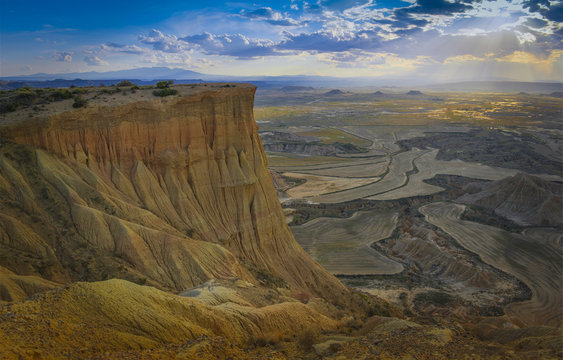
156, 80, 174, 89
152, 80, 177, 96
296, 328, 318, 351
72, 96, 87, 108
414, 290, 455, 307
117, 80, 135, 87
152, 88, 178, 97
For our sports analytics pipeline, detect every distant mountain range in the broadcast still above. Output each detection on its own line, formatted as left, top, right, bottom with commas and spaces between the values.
0, 67, 204, 81
1, 67, 562, 93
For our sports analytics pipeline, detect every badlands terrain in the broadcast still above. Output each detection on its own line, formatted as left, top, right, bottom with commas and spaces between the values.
0, 83, 560, 359
260, 87, 562, 354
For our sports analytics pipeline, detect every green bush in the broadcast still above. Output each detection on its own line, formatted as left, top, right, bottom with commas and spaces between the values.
72, 97, 87, 108
152, 88, 178, 97
156, 80, 173, 89
117, 80, 134, 87
50, 89, 73, 101
4, 103, 18, 112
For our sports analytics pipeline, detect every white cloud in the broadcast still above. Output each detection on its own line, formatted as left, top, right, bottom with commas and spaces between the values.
54, 51, 73, 62
139, 29, 187, 53
84, 55, 108, 66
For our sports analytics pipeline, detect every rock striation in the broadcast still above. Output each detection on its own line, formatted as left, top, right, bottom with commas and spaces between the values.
0, 84, 348, 300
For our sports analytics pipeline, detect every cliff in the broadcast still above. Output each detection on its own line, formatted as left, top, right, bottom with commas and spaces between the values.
0, 84, 347, 300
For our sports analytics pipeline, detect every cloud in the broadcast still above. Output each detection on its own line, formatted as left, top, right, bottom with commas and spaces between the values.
319, 50, 386, 68
496, 49, 563, 65
399, 0, 474, 16
139, 29, 186, 53
279, 29, 382, 52
54, 51, 73, 62
102, 42, 147, 55
53, 0, 558, 80
522, 0, 550, 13
319, 0, 371, 11
84, 55, 108, 66
525, 17, 548, 28
241, 7, 302, 26
180, 32, 277, 58
540, 2, 563, 22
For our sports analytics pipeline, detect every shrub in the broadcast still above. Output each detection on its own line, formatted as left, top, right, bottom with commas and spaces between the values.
117, 80, 134, 87
5, 103, 18, 112
152, 88, 178, 97
296, 328, 318, 351
413, 290, 454, 307
15, 87, 38, 104
72, 97, 87, 108
156, 80, 173, 89
50, 89, 73, 101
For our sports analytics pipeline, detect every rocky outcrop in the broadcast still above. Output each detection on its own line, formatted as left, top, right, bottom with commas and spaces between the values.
0, 84, 348, 301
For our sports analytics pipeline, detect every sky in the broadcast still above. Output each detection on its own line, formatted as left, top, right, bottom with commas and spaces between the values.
0, 0, 562, 82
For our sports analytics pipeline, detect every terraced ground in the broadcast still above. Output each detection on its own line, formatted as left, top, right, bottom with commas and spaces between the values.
261, 91, 562, 328
273, 158, 389, 178
311, 149, 429, 203
283, 172, 380, 198
266, 152, 349, 167
270, 157, 390, 178
420, 202, 562, 327
367, 150, 561, 201
291, 210, 402, 275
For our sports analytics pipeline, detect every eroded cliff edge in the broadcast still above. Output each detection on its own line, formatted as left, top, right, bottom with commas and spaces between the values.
0, 84, 347, 301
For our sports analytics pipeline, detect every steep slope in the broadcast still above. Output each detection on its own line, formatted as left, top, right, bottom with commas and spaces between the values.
458, 173, 562, 226
0, 279, 338, 359
0, 83, 348, 301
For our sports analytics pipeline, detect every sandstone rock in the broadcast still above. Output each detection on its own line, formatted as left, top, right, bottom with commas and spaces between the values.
0, 84, 348, 301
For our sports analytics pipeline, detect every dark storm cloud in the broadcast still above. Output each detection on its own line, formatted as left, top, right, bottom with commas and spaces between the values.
522, 0, 550, 13
540, 2, 563, 22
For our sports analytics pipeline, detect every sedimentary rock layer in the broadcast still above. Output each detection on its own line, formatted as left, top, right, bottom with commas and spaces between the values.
0, 84, 347, 301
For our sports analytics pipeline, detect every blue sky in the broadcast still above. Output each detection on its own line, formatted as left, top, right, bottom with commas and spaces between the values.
1, 0, 562, 82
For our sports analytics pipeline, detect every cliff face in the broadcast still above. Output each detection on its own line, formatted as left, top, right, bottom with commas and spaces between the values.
0, 84, 347, 301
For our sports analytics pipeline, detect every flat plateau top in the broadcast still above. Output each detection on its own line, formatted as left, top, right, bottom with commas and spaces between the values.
0, 83, 255, 126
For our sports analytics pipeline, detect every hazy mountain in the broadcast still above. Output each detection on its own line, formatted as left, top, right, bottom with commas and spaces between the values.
324, 89, 345, 95
0, 67, 204, 81
3, 68, 563, 93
